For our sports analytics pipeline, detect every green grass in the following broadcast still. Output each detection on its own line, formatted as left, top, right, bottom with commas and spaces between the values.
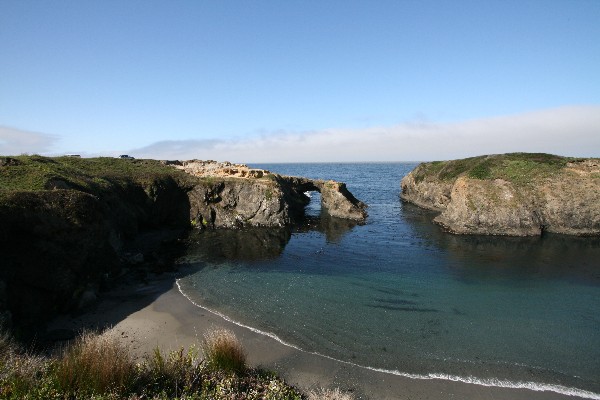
0, 328, 306, 399
0, 155, 193, 193
412, 153, 582, 186
264, 188, 273, 201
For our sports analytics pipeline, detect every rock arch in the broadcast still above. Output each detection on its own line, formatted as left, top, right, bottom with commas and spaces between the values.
275, 175, 367, 221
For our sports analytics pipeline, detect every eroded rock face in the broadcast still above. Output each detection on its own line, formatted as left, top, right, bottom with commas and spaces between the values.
187, 179, 289, 228
401, 156, 600, 236
399, 167, 452, 211
431, 177, 543, 236
0, 157, 367, 331
175, 160, 367, 227
318, 180, 368, 221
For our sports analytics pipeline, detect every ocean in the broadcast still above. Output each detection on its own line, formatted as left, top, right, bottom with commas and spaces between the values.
176, 163, 600, 398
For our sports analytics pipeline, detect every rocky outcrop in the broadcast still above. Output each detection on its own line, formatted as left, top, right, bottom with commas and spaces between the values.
187, 178, 289, 228
0, 156, 366, 332
177, 160, 367, 228
401, 154, 600, 236
399, 168, 452, 212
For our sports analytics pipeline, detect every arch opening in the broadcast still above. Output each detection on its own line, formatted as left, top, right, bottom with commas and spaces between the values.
303, 190, 322, 218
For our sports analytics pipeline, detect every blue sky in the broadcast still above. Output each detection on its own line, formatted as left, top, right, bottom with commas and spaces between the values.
1, 0, 599, 161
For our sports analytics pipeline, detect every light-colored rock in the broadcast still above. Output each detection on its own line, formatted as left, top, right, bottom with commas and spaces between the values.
174, 160, 271, 179
170, 160, 367, 227
399, 168, 452, 211
432, 177, 542, 236
401, 155, 600, 236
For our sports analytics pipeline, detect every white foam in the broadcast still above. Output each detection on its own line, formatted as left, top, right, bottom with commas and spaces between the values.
176, 280, 303, 351
176, 279, 600, 400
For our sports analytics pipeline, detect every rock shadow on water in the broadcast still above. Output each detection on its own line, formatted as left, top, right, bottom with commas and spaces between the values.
185, 227, 292, 264
399, 202, 600, 284
183, 213, 361, 265
295, 213, 362, 244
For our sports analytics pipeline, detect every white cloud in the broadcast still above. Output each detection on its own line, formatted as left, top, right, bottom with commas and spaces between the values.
133, 139, 222, 160
0, 126, 58, 155
133, 105, 600, 162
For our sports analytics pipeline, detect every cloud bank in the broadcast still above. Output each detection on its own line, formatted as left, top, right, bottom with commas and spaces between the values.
0, 126, 58, 156
133, 105, 600, 162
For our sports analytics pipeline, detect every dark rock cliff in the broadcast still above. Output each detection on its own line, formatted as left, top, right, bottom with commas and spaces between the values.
0, 176, 191, 332
401, 153, 600, 236
0, 156, 367, 333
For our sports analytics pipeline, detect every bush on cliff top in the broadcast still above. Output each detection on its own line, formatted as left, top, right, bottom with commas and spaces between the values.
413, 153, 584, 185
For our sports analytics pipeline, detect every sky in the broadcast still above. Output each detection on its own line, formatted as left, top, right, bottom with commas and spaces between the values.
1, 0, 599, 162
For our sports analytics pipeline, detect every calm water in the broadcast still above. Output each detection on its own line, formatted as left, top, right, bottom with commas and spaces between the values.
177, 163, 600, 397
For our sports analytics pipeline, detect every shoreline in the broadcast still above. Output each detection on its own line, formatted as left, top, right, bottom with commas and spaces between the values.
174, 281, 600, 400
47, 270, 595, 400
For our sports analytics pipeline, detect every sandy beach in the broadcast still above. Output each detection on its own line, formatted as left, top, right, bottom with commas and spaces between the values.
47, 270, 592, 400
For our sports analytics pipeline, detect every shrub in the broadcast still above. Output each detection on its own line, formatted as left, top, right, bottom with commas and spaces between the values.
54, 331, 136, 396
468, 161, 492, 180
142, 346, 203, 397
0, 328, 306, 399
201, 328, 247, 374
265, 188, 273, 201
0, 329, 48, 398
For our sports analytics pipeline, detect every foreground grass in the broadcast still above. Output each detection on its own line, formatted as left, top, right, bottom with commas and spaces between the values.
0, 328, 325, 400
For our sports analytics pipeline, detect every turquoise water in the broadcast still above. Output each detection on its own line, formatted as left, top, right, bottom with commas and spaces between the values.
176, 163, 600, 397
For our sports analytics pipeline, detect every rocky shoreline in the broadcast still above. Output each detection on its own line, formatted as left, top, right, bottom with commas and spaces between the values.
0, 156, 366, 334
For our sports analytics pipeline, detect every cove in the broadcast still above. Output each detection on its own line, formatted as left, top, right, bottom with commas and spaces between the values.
176, 163, 600, 396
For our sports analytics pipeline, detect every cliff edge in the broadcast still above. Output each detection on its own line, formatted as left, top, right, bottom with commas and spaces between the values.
401, 153, 600, 236
0, 156, 366, 331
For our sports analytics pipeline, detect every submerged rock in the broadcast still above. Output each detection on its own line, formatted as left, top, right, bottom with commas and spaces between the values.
401, 153, 600, 236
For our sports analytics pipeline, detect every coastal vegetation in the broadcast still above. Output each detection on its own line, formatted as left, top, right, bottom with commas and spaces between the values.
0, 155, 193, 192
0, 328, 313, 399
410, 152, 584, 186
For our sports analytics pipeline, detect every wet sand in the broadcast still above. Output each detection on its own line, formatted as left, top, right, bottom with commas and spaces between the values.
47, 271, 592, 400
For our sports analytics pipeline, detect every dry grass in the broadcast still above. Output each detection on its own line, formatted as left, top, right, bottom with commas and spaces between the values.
55, 331, 137, 396
0, 329, 48, 397
143, 345, 203, 397
307, 387, 355, 400
1, 329, 303, 399
202, 328, 247, 373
